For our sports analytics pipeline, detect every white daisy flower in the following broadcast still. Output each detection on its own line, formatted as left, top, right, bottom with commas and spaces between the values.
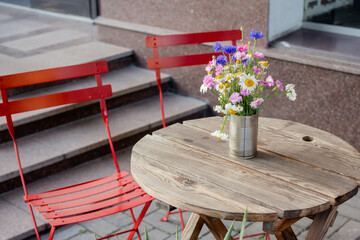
213, 105, 226, 114
211, 130, 228, 141
225, 103, 243, 115
240, 74, 259, 93
285, 84, 296, 101
200, 84, 208, 93
224, 74, 234, 83
216, 82, 229, 94
258, 61, 269, 69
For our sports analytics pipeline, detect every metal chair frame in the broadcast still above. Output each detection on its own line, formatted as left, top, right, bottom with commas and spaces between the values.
0, 61, 154, 240
146, 29, 269, 238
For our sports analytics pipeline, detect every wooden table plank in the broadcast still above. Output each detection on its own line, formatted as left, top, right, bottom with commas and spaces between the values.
132, 133, 330, 219
157, 122, 358, 206
184, 117, 360, 186
132, 142, 278, 221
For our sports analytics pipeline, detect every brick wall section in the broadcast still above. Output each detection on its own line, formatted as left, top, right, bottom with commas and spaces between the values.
99, 0, 269, 47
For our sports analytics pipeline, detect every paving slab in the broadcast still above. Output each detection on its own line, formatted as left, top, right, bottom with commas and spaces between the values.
328, 220, 360, 240
0, 198, 47, 240
0, 65, 171, 131
0, 41, 132, 75
79, 218, 119, 238
1, 29, 89, 52
0, 13, 11, 21
0, 19, 50, 39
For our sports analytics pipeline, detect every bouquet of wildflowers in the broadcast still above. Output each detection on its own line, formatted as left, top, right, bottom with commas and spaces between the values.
200, 29, 296, 140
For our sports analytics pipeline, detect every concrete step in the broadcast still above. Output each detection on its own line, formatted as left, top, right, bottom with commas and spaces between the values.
0, 93, 209, 193
0, 41, 133, 77
0, 65, 172, 143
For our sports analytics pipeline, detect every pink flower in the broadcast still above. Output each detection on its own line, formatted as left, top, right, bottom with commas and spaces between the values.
237, 44, 248, 52
203, 75, 213, 88
215, 65, 223, 76
234, 51, 246, 60
253, 66, 261, 74
266, 75, 274, 87
205, 60, 215, 72
240, 88, 250, 96
250, 98, 264, 109
253, 52, 264, 58
276, 80, 284, 91
229, 92, 242, 104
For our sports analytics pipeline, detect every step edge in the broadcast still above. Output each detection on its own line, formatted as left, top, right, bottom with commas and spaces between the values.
0, 95, 208, 183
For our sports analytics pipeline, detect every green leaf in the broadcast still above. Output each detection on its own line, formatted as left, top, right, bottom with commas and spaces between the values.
239, 207, 248, 240
145, 227, 150, 240
224, 221, 235, 240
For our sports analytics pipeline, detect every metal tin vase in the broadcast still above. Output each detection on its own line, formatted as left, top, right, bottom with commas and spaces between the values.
229, 114, 258, 159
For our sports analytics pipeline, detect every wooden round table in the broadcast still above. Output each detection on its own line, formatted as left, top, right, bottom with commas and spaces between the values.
131, 117, 360, 240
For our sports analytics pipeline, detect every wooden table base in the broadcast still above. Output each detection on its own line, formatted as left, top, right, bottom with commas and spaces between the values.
181, 207, 338, 240
181, 213, 234, 240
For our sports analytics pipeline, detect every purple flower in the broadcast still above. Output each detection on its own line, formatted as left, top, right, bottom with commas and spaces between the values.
250, 98, 264, 109
203, 75, 213, 88
223, 45, 237, 55
249, 31, 264, 39
253, 52, 264, 58
276, 80, 284, 91
216, 55, 228, 66
215, 65, 223, 76
213, 42, 222, 52
229, 92, 242, 104
240, 88, 251, 96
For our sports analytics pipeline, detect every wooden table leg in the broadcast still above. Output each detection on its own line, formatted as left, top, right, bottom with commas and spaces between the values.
275, 226, 297, 240
200, 215, 234, 240
181, 213, 204, 240
305, 206, 338, 240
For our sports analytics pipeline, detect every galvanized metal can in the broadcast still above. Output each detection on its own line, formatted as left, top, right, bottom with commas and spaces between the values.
229, 114, 258, 159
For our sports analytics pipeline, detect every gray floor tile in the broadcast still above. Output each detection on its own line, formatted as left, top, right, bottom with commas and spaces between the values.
0, 19, 50, 39
2, 29, 88, 52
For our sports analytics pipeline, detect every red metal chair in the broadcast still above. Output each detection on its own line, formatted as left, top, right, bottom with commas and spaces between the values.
146, 29, 269, 239
0, 61, 154, 240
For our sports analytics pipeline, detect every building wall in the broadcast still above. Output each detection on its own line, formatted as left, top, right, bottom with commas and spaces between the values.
99, 0, 269, 47
98, 0, 360, 151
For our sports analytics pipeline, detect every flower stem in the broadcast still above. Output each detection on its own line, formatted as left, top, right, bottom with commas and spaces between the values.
265, 91, 289, 99
220, 113, 229, 133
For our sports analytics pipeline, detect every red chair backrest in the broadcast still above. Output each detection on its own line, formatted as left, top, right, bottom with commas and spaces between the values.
146, 29, 242, 127
0, 61, 120, 196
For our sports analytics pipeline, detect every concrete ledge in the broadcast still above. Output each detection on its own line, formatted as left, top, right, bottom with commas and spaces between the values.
96, 17, 360, 77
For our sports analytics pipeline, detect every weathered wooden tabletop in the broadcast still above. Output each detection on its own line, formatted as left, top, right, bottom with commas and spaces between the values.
131, 116, 360, 239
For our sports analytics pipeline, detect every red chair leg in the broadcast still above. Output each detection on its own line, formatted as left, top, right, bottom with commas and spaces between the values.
28, 204, 41, 240
127, 201, 152, 240
160, 209, 185, 230
48, 226, 56, 240
178, 209, 185, 231
160, 211, 171, 222
129, 207, 141, 239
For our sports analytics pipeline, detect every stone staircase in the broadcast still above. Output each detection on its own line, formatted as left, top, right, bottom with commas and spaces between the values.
0, 42, 209, 195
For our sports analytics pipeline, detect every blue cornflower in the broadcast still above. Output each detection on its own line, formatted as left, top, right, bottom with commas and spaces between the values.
216, 55, 228, 65
223, 45, 237, 55
249, 31, 264, 39
213, 42, 222, 52
232, 56, 237, 62
242, 59, 248, 64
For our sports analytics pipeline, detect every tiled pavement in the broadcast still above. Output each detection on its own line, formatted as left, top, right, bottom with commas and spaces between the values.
0, 3, 359, 240
13, 147, 360, 240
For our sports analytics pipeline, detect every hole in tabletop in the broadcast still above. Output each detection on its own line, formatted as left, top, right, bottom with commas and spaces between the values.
302, 136, 314, 142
